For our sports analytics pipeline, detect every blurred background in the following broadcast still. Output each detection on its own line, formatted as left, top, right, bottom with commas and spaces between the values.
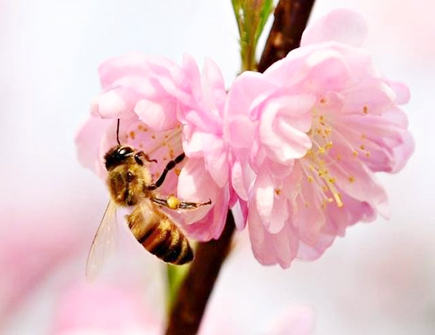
1, 0, 434, 334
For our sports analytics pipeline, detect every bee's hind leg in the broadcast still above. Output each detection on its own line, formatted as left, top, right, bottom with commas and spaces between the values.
151, 196, 211, 210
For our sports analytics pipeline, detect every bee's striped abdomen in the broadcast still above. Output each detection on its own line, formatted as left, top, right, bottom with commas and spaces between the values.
134, 218, 193, 265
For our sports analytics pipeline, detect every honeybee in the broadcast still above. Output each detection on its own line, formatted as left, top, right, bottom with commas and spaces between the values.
86, 120, 211, 279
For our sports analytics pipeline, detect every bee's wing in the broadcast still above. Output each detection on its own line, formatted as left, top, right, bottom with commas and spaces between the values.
86, 200, 119, 281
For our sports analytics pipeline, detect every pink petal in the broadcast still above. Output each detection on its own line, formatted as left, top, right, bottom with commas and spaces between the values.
134, 98, 178, 131
204, 142, 229, 188
203, 58, 226, 114
99, 53, 179, 89
328, 143, 389, 218
254, 171, 275, 221
336, 114, 413, 173
226, 71, 277, 119
231, 157, 254, 201
180, 54, 203, 108
177, 158, 217, 224
387, 80, 411, 104
325, 193, 377, 236
389, 131, 415, 173
183, 132, 229, 187
91, 88, 135, 119
248, 204, 298, 268
303, 50, 353, 93
75, 116, 112, 176
301, 9, 368, 47
226, 114, 256, 149
259, 95, 313, 163
267, 194, 290, 234
231, 199, 248, 230
341, 79, 397, 116
293, 181, 328, 248
182, 187, 229, 241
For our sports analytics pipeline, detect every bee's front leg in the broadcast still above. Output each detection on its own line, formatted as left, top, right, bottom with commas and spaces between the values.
146, 153, 185, 191
134, 151, 157, 165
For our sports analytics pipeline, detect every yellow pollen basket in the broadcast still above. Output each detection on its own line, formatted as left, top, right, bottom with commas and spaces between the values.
167, 196, 180, 209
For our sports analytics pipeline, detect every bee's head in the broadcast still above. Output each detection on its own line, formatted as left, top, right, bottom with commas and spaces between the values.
104, 145, 134, 170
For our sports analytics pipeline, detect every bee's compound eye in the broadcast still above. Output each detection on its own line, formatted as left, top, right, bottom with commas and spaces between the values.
127, 171, 135, 182
118, 146, 133, 157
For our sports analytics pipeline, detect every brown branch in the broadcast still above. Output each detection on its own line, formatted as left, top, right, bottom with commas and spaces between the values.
165, 211, 235, 335
164, 1, 316, 334
258, 0, 315, 73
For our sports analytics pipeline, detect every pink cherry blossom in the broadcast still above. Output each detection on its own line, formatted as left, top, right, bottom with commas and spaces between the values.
226, 9, 414, 267
76, 54, 235, 240
76, 54, 231, 241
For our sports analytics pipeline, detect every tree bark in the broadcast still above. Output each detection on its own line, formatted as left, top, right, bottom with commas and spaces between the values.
258, 0, 315, 73
165, 212, 235, 335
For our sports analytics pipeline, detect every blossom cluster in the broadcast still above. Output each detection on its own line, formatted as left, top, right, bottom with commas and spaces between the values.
76, 10, 413, 267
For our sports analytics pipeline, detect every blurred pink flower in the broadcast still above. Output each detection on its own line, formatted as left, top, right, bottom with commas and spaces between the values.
0, 205, 92, 326
52, 283, 161, 335
75, 54, 231, 241
52, 282, 314, 335
226, 9, 414, 267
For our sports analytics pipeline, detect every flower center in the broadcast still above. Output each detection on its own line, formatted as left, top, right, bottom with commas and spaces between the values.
300, 108, 343, 209
124, 122, 183, 180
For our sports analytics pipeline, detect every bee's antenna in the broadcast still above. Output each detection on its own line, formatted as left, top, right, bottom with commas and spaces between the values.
116, 118, 121, 145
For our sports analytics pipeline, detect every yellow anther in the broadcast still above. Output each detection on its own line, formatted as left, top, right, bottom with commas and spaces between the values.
328, 178, 336, 184
352, 150, 358, 157
333, 193, 343, 208
274, 188, 281, 196
348, 176, 355, 183
363, 106, 368, 114
325, 141, 333, 150
318, 146, 326, 154
318, 169, 327, 177
360, 144, 365, 150
167, 196, 180, 209
365, 152, 371, 158
307, 176, 314, 183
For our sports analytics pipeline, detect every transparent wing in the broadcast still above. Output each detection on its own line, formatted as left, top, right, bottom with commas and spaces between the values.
86, 200, 118, 281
